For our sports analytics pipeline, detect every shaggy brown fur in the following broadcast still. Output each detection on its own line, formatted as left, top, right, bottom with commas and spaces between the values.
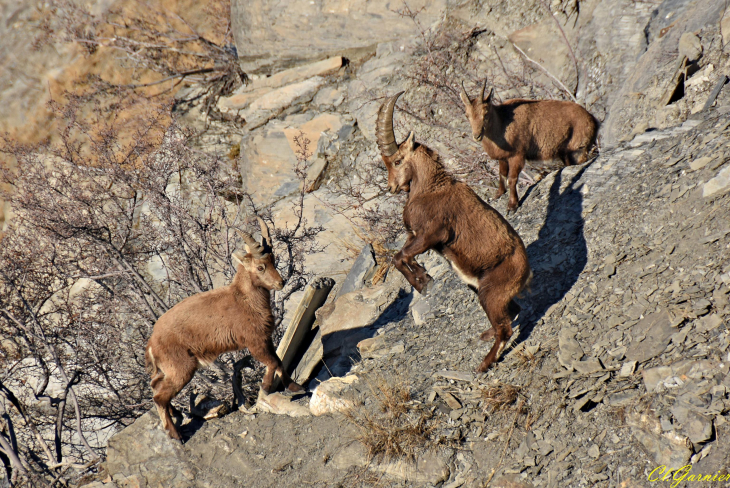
145, 224, 303, 440
461, 79, 598, 211
376, 92, 532, 372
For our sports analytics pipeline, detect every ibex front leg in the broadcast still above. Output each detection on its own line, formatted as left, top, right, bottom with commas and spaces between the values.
394, 231, 443, 294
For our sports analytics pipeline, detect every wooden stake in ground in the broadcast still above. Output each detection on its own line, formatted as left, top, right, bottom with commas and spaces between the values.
272, 277, 334, 390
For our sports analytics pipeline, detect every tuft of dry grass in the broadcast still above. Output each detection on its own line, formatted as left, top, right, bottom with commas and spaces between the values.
480, 382, 520, 414
343, 374, 434, 462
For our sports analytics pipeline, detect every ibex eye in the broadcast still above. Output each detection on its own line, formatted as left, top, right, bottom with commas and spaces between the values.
394, 160, 402, 166
257, 266, 265, 272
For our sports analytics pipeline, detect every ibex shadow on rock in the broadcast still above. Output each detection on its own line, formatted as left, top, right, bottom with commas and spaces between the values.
376, 92, 532, 372
145, 218, 304, 440
461, 78, 598, 211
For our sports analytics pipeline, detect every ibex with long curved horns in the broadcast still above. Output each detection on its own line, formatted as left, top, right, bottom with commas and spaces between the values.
145, 218, 304, 440
461, 78, 598, 211
376, 92, 532, 372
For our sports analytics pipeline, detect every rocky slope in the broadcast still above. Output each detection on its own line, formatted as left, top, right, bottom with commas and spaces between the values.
87, 97, 730, 488
7, 0, 728, 486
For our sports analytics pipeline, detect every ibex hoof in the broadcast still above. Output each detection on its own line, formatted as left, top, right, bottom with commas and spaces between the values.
418, 275, 434, 295
479, 329, 495, 341
167, 428, 183, 442
287, 382, 305, 393
475, 360, 494, 373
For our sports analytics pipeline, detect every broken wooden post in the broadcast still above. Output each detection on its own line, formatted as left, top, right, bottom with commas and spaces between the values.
272, 277, 334, 390
292, 328, 324, 386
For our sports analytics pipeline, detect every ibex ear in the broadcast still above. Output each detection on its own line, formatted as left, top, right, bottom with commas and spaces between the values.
485, 87, 494, 104
232, 251, 246, 268
404, 131, 416, 152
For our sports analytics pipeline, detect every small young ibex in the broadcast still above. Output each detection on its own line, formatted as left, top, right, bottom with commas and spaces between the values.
145, 218, 304, 440
376, 92, 532, 372
461, 78, 598, 211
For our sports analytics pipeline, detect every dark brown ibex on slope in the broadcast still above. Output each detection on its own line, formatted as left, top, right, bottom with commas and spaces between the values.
145, 218, 304, 440
461, 78, 598, 211
376, 92, 532, 372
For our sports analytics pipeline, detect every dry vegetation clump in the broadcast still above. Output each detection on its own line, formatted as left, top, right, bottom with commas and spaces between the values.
480, 382, 520, 414
343, 374, 435, 462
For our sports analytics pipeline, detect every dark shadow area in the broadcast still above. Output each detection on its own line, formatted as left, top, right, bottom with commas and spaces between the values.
310, 288, 414, 382
512, 164, 590, 344
179, 416, 207, 443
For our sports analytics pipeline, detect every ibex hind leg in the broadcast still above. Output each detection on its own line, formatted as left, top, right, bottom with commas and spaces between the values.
475, 270, 519, 372
480, 301, 520, 342
565, 147, 589, 166
152, 381, 183, 441
152, 362, 195, 441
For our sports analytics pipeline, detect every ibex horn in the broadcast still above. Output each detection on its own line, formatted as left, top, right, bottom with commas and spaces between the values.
480, 77, 488, 101
236, 229, 264, 258
479, 78, 487, 101
460, 81, 471, 104
256, 216, 273, 254
376, 91, 404, 157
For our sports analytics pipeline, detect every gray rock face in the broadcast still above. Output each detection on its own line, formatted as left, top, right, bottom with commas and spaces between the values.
230, 0, 448, 73
602, 0, 727, 144
319, 283, 404, 377
104, 411, 196, 488
336, 243, 376, 298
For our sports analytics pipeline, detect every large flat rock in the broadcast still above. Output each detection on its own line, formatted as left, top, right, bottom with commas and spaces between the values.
240, 113, 351, 206
231, 0, 447, 73
219, 57, 344, 113
240, 76, 326, 129
319, 283, 403, 361
270, 188, 364, 281
105, 411, 196, 488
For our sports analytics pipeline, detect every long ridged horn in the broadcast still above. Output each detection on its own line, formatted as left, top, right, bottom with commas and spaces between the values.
480, 77, 487, 101
256, 216, 273, 254
460, 81, 471, 105
376, 91, 404, 157
236, 229, 264, 258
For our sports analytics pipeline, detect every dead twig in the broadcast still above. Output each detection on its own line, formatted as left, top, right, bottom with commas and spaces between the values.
511, 43, 578, 103
537, 0, 579, 94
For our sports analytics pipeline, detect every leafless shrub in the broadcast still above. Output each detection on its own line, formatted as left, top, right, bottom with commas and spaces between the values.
36, 0, 246, 123
343, 374, 434, 462
0, 96, 318, 484
320, 134, 406, 268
